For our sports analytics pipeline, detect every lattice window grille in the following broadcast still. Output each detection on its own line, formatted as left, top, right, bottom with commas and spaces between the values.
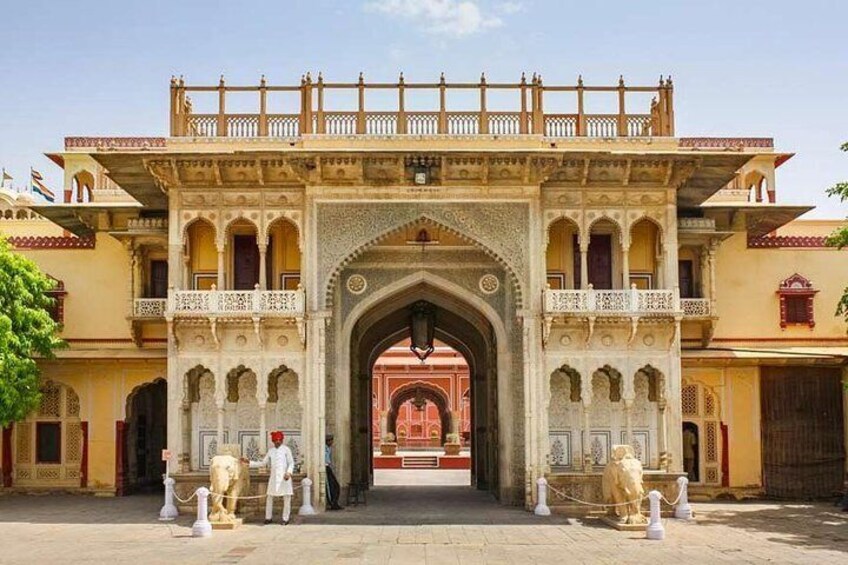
65, 422, 82, 463
16, 424, 31, 463
705, 421, 718, 463
681, 385, 698, 416
704, 392, 715, 417
39, 384, 61, 418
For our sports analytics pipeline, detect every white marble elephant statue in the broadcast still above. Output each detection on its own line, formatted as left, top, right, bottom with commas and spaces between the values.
208, 444, 250, 523
602, 444, 646, 525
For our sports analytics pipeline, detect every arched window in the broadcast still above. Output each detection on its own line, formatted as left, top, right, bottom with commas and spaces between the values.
776, 273, 818, 329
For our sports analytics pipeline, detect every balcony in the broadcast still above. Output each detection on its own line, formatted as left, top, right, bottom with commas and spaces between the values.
168, 288, 305, 318
680, 298, 712, 318
133, 298, 167, 318
544, 288, 678, 316
170, 74, 675, 139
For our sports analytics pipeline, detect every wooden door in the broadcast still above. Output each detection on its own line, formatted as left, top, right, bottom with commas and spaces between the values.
761, 367, 845, 498
573, 234, 613, 289
678, 260, 694, 298
232, 235, 259, 290
149, 260, 168, 298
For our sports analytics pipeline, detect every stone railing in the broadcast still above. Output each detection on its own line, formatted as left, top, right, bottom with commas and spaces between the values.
127, 217, 168, 231
168, 288, 304, 317
133, 298, 167, 318
544, 287, 679, 316
680, 298, 712, 318
677, 217, 716, 231
171, 75, 675, 138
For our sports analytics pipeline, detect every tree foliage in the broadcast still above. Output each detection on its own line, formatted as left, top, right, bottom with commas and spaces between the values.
0, 236, 65, 427
825, 142, 848, 323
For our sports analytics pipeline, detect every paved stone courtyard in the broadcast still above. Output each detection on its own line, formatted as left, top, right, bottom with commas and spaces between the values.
0, 487, 846, 564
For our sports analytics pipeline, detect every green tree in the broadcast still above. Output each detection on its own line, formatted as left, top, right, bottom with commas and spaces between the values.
825, 142, 848, 323
0, 236, 65, 427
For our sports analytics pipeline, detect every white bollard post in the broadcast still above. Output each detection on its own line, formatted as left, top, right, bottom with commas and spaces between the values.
298, 477, 316, 515
674, 476, 693, 520
534, 477, 552, 516
191, 487, 213, 538
158, 477, 179, 521
646, 490, 665, 540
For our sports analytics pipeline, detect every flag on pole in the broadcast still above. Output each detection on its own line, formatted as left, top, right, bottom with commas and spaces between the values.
2, 169, 12, 184
31, 168, 55, 202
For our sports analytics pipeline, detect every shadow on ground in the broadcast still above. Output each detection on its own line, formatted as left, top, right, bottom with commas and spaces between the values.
693, 501, 848, 554
0, 493, 170, 525
305, 485, 570, 526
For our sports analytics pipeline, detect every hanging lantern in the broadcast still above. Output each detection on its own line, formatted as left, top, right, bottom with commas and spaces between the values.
411, 388, 427, 411
409, 301, 435, 362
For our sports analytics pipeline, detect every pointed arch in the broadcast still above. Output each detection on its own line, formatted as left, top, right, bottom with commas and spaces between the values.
324, 214, 524, 308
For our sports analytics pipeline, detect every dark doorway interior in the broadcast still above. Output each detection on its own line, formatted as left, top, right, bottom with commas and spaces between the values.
233, 235, 259, 290
682, 422, 700, 483
573, 234, 613, 289
124, 379, 167, 494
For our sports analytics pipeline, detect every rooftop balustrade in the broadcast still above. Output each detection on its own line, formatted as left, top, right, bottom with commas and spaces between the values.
170, 73, 674, 139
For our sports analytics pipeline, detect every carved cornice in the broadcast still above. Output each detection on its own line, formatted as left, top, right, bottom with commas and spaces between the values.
748, 235, 829, 249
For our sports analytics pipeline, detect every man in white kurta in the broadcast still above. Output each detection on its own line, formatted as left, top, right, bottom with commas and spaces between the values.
248, 430, 294, 524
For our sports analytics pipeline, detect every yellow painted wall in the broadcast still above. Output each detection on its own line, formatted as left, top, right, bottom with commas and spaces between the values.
188, 220, 217, 277
629, 221, 657, 275
682, 365, 763, 489
546, 219, 577, 288
269, 219, 301, 289
713, 230, 848, 340
9, 233, 133, 340
34, 359, 165, 492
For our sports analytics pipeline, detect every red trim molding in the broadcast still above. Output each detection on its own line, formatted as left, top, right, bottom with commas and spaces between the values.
2, 425, 12, 487
115, 420, 125, 496
679, 137, 774, 149
8, 236, 95, 249
65, 137, 167, 149
80, 421, 89, 489
748, 235, 828, 249
720, 423, 729, 488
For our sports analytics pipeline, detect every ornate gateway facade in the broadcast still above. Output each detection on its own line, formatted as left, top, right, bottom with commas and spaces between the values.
1, 74, 846, 507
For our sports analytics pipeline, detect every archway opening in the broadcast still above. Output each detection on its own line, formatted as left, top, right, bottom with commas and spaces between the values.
123, 379, 167, 494
371, 337, 471, 486
347, 283, 499, 499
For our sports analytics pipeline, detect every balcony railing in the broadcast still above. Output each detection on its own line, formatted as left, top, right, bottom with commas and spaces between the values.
168, 288, 304, 317
133, 298, 167, 318
544, 287, 679, 316
170, 74, 675, 138
680, 298, 712, 318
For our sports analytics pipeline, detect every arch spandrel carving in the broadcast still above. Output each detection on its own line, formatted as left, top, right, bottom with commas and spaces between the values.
317, 202, 529, 308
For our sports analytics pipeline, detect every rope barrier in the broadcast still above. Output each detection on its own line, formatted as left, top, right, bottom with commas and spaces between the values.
546, 483, 683, 509
176, 481, 306, 502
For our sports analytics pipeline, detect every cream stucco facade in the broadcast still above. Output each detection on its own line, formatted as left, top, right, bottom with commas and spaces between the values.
0, 74, 845, 508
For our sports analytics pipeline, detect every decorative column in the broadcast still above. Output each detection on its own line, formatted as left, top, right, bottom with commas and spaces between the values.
621, 242, 630, 289
258, 243, 268, 290
216, 244, 225, 290
216, 405, 225, 449
380, 410, 389, 439
180, 400, 191, 472
581, 403, 592, 472
623, 398, 634, 447
707, 242, 718, 315
699, 246, 710, 299
657, 398, 668, 471
579, 236, 589, 290
257, 374, 269, 453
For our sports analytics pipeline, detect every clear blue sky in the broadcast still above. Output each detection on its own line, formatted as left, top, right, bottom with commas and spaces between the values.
1, 0, 846, 218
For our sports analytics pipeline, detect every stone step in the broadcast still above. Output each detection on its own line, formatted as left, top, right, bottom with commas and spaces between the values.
402, 456, 439, 469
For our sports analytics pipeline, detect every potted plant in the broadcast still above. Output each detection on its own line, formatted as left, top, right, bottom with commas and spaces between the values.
380, 432, 397, 456
444, 433, 461, 456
